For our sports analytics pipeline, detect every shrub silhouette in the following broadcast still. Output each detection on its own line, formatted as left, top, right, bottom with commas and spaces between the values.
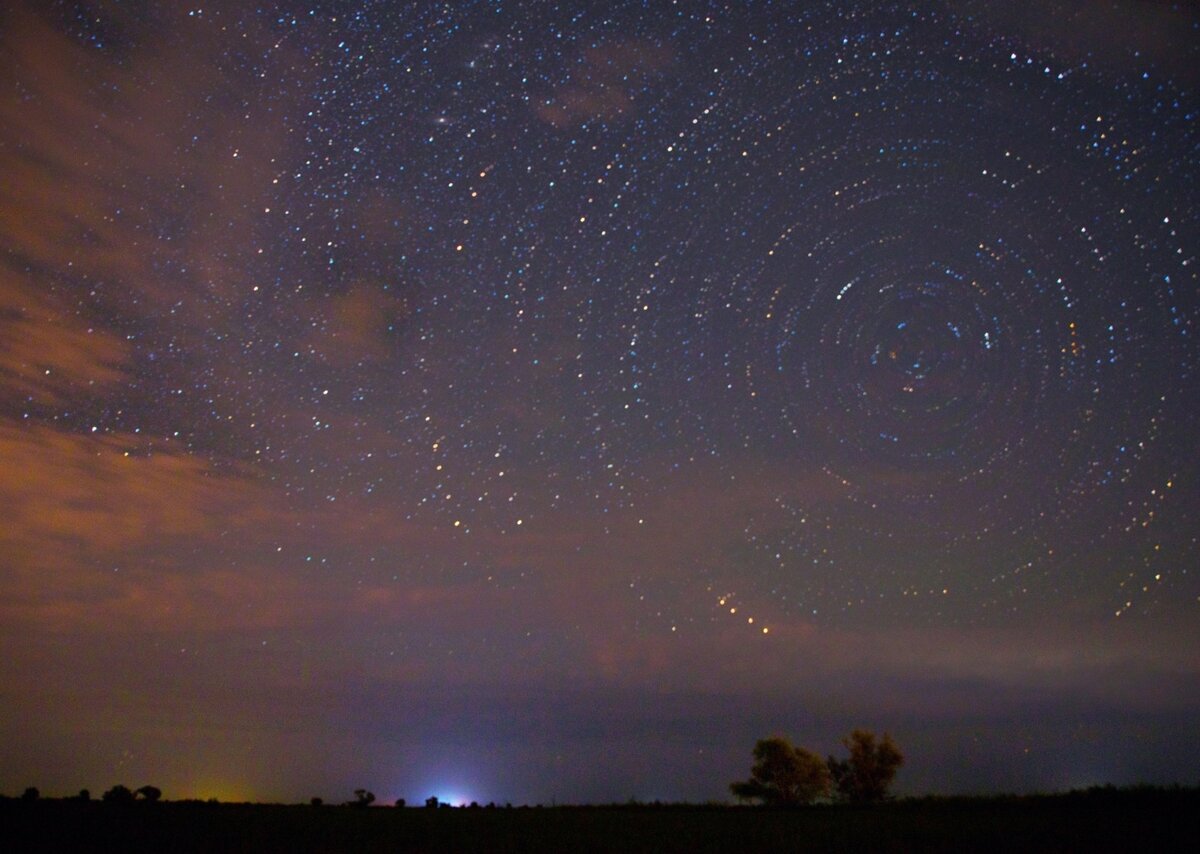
21, 787, 39, 802
351, 789, 376, 807
394, 798, 406, 808
102, 785, 135, 804
730, 736, 831, 805
425, 796, 439, 808
135, 785, 162, 803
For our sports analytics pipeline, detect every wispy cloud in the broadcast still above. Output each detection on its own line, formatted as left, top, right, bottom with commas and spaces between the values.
536, 39, 675, 128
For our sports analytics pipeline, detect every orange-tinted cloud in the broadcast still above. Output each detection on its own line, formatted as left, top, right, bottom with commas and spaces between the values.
0, 274, 131, 405
0, 426, 264, 556
0, 5, 337, 635
303, 285, 410, 367
0, 422, 286, 625
0, 2, 295, 329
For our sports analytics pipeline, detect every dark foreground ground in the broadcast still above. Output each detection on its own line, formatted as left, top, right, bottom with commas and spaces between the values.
5, 788, 1198, 853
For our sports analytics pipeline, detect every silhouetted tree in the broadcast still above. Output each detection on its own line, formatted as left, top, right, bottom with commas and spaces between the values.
21, 786, 39, 802
394, 798, 406, 808
310, 797, 323, 807
351, 789, 376, 807
730, 736, 831, 805
425, 796, 439, 808
77, 789, 91, 801
102, 785, 135, 804
135, 785, 162, 803
827, 729, 904, 803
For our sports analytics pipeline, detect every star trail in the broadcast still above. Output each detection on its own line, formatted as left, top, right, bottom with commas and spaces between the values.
1, 1, 1197, 803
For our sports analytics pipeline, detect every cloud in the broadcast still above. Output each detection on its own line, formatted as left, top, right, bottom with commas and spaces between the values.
302, 285, 410, 367
0, 427, 242, 554
0, 413, 521, 635
0, 2, 296, 332
536, 39, 675, 128
0, 274, 131, 405
0, 422, 289, 627
0, 4, 343, 635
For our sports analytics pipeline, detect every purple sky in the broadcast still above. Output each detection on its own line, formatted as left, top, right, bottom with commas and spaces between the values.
1, 0, 1197, 804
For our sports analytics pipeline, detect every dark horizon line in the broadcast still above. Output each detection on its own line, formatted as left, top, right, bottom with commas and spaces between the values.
7, 781, 1199, 810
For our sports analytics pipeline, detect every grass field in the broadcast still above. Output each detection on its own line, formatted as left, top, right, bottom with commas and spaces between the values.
5, 788, 1198, 852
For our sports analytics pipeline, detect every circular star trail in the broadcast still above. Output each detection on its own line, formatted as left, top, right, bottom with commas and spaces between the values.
481, 2, 1198, 621
12, 0, 1200, 628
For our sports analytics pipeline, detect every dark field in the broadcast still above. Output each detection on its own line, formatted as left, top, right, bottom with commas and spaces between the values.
5, 789, 1198, 853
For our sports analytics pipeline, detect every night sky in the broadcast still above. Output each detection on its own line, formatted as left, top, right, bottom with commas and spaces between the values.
2, 0, 1198, 805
